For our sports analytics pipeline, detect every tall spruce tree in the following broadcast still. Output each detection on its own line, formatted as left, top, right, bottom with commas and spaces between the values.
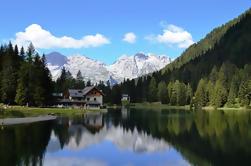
75, 70, 85, 89
148, 77, 157, 102
212, 80, 228, 108
157, 81, 168, 104
176, 81, 187, 106
168, 82, 176, 105
1, 42, 20, 104
186, 83, 193, 105
226, 75, 239, 107
194, 79, 208, 109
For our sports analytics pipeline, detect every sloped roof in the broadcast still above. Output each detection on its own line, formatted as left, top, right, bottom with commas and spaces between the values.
83, 86, 104, 96
82, 86, 95, 95
68, 86, 104, 97
68, 89, 84, 97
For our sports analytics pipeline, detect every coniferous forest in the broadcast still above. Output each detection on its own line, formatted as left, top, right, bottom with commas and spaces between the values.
108, 8, 251, 108
1, 8, 251, 109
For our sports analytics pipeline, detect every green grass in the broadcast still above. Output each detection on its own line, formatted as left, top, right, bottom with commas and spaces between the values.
203, 106, 251, 111
131, 102, 191, 110
130, 103, 251, 112
0, 105, 93, 118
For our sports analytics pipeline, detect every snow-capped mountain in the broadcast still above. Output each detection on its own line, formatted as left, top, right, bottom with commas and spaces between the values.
46, 52, 171, 84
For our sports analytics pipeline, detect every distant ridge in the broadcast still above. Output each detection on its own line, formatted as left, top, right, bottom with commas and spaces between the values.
45, 52, 171, 83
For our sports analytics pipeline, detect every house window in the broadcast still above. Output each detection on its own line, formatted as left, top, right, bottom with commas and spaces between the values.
87, 98, 90, 101
94, 98, 96, 101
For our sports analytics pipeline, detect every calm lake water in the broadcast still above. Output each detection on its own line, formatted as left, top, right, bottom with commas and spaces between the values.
1, 108, 251, 166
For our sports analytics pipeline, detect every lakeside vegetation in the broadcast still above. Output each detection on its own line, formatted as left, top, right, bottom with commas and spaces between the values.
0, 42, 112, 107
0, 9, 251, 111
107, 8, 251, 110
0, 105, 88, 118
131, 102, 191, 110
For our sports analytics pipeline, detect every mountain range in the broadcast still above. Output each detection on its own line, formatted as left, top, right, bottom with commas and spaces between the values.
45, 52, 171, 84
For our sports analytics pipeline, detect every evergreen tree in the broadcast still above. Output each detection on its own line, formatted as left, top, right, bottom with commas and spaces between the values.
0, 42, 20, 104
186, 83, 193, 105
168, 82, 176, 105
56, 67, 67, 93
75, 70, 85, 89
194, 79, 207, 109
26, 43, 35, 62
86, 80, 92, 86
175, 81, 187, 106
111, 85, 121, 104
157, 81, 168, 104
20, 47, 25, 60
15, 79, 27, 105
148, 77, 157, 102
212, 80, 228, 108
238, 80, 250, 106
209, 66, 218, 83
15, 63, 29, 105
206, 80, 214, 105
226, 75, 239, 107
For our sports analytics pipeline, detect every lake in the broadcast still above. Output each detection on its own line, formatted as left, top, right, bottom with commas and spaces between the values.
1, 108, 251, 166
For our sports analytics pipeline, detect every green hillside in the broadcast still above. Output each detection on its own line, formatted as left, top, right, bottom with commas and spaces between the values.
161, 8, 251, 88
109, 8, 251, 109
162, 8, 251, 74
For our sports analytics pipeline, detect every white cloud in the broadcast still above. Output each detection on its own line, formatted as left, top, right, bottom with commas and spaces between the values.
44, 157, 107, 166
145, 24, 194, 48
14, 24, 110, 49
123, 32, 136, 43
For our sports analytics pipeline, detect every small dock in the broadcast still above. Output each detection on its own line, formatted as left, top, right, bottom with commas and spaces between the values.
0, 115, 57, 126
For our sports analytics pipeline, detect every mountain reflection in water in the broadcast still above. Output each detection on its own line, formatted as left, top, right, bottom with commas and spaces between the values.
1, 108, 251, 166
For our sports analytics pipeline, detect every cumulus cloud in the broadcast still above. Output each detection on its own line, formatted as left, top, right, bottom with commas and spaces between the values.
123, 32, 136, 43
145, 24, 194, 48
14, 24, 110, 49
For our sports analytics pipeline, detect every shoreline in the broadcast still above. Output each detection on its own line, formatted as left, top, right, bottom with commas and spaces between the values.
0, 105, 101, 118
129, 103, 251, 112
1, 103, 251, 118
0, 115, 56, 126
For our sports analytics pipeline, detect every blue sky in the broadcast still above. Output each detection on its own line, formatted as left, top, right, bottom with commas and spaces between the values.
0, 0, 250, 64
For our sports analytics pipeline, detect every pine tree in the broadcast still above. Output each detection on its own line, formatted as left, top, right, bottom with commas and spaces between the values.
0, 42, 20, 104
148, 77, 157, 102
15, 63, 29, 105
194, 79, 207, 109
226, 75, 239, 107
26, 43, 35, 63
86, 80, 92, 86
209, 66, 218, 83
206, 80, 214, 105
15, 79, 27, 105
75, 70, 85, 89
168, 82, 176, 105
175, 81, 187, 106
157, 81, 168, 104
20, 46, 25, 60
212, 80, 228, 108
238, 80, 250, 106
56, 67, 67, 92
186, 83, 193, 105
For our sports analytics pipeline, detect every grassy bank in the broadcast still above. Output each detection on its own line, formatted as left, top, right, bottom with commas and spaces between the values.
0, 105, 92, 118
203, 106, 251, 112
130, 103, 251, 112
131, 102, 191, 110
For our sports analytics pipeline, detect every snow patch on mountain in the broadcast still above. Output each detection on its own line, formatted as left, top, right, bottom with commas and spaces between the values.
46, 52, 171, 84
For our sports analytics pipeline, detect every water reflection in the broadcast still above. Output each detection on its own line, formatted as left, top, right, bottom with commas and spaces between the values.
1, 109, 251, 165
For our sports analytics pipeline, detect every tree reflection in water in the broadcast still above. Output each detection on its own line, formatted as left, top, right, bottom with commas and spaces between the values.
1, 109, 251, 165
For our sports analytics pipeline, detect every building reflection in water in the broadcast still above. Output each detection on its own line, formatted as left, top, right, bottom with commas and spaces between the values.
2, 109, 251, 166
